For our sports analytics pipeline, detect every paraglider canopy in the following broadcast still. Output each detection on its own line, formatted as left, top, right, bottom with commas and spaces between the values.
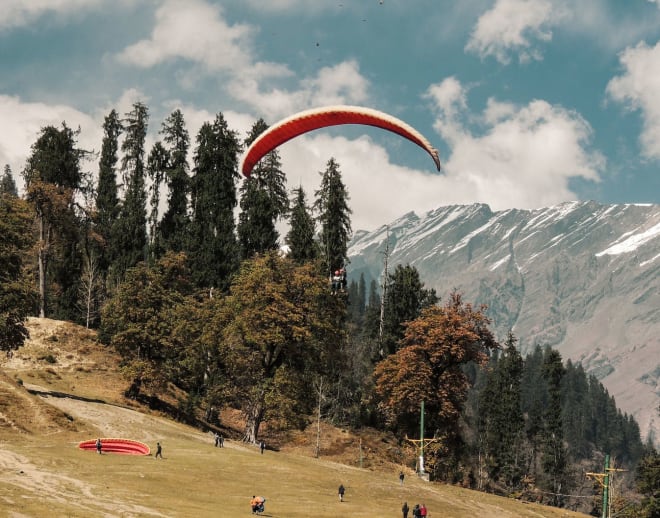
240, 105, 441, 177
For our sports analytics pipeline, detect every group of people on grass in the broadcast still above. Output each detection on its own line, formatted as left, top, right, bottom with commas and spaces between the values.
402, 501, 427, 518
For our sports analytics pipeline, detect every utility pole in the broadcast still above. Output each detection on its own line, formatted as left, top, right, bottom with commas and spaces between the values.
405, 400, 441, 481
586, 454, 627, 518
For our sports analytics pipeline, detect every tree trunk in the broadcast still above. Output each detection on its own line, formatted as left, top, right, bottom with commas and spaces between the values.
243, 393, 265, 443
315, 377, 325, 458
37, 214, 49, 318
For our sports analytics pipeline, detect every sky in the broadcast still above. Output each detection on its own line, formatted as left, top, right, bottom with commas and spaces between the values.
2, 0, 660, 231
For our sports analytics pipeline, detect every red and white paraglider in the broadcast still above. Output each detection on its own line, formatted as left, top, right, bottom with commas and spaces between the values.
240, 105, 441, 178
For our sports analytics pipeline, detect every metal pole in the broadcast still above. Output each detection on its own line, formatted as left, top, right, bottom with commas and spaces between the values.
602, 454, 610, 518
420, 400, 425, 474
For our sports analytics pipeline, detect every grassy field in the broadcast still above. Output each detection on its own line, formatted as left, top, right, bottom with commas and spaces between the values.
0, 318, 590, 517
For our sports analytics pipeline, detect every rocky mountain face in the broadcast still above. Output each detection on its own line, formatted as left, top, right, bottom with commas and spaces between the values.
348, 201, 660, 443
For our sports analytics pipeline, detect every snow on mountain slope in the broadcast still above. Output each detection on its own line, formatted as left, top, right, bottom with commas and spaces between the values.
348, 201, 660, 443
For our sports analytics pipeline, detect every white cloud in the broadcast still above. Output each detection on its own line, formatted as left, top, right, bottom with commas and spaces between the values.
0, 0, 104, 30
465, 0, 563, 64
0, 94, 102, 192
423, 77, 604, 211
0, 0, 141, 31
116, 0, 287, 80
606, 40, 660, 160
228, 60, 370, 123
238, 0, 333, 12
276, 133, 450, 232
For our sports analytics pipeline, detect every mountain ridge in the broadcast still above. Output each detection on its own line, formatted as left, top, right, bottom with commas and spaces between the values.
348, 201, 660, 443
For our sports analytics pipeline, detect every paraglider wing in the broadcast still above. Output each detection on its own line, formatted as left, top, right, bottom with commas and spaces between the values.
240, 105, 441, 177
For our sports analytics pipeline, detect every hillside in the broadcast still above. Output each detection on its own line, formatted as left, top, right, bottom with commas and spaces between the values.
0, 318, 591, 517
348, 201, 660, 442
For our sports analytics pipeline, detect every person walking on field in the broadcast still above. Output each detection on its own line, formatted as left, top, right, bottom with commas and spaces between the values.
419, 503, 427, 517
402, 501, 410, 518
155, 442, 162, 459
96, 438, 102, 454
399, 470, 405, 485
260, 440, 265, 454
338, 484, 345, 502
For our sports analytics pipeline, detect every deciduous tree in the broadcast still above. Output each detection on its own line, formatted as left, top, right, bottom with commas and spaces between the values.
100, 252, 193, 399
374, 292, 499, 440
219, 251, 343, 443
0, 193, 37, 352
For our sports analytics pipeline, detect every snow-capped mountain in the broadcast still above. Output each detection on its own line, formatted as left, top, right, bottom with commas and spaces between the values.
348, 201, 660, 443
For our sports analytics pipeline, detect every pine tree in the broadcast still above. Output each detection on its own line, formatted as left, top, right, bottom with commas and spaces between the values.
95, 109, 122, 283
362, 279, 382, 340
479, 331, 525, 487
189, 113, 241, 292
634, 448, 660, 517
1, 165, 17, 196
238, 119, 288, 259
112, 102, 149, 282
521, 344, 547, 477
377, 264, 438, 357
285, 186, 317, 264
314, 157, 351, 275
22, 123, 87, 319
541, 347, 568, 503
561, 360, 591, 459
157, 109, 190, 256
146, 141, 169, 260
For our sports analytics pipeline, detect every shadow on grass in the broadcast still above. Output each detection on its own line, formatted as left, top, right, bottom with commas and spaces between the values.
26, 387, 107, 404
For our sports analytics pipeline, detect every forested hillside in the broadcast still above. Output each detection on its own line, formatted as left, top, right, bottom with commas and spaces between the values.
1, 103, 657, 516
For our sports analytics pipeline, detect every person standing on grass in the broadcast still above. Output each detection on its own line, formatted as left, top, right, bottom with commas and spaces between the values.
155, 442, 162, 458
260, 440, 265, 454
402, 501, 410, 518
399, 470, 405, 485
338, 484, 345, 502
96, 438, 102, 454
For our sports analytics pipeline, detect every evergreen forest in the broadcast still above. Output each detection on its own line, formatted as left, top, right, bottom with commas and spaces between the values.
1, 104, 658, 517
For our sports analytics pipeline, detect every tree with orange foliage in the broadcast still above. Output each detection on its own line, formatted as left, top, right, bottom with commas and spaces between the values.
374, 292, 499, 440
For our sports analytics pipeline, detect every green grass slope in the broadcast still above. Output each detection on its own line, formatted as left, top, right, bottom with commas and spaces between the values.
0, 318, 589, 517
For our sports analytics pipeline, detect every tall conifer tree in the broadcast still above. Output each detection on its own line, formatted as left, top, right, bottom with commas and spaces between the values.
541, 347, 568, 502
285, 186, 317, 264
1, 165, 17, 196
189, 113, 240, 292
157, 109, 190, 256
146, 141, 169, 260
96, 109, 122, 281
113, 102, 149, 281
22, 123, 86, 319
238, 119, 288, 259
375, 264, 437, 357
479, 331, 525, 487
314, 157, 351, 275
